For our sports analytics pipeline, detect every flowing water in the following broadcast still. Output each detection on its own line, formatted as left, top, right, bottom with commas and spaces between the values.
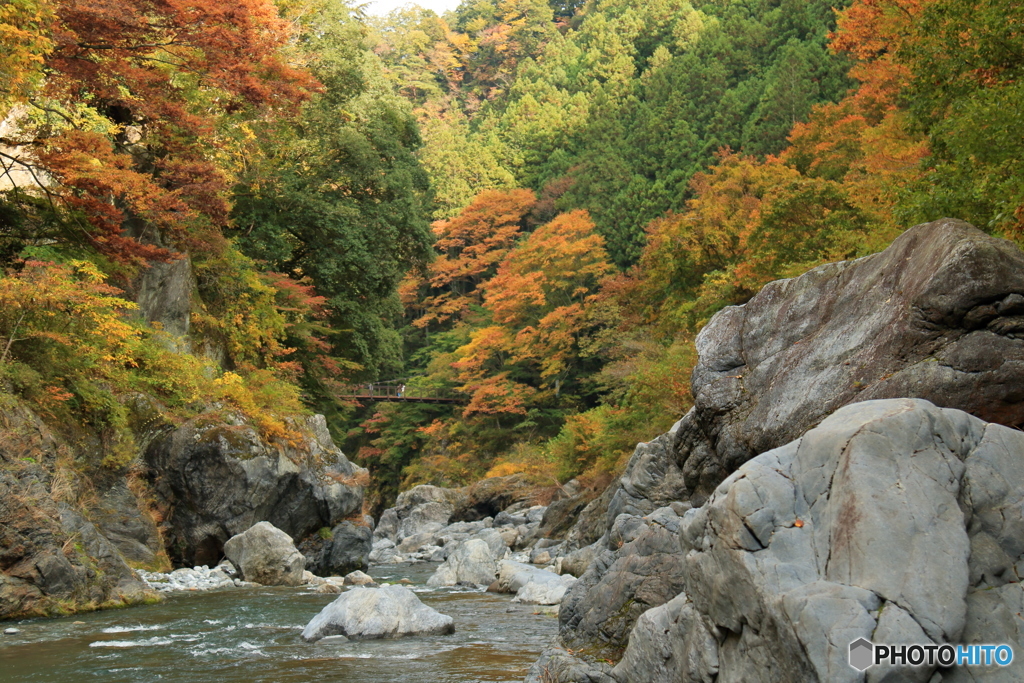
0, 563, 557, 682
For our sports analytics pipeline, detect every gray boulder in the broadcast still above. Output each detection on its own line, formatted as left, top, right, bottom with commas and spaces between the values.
495, 560, 550, 593
397, 501, 452, 542
368, 538, 403, 564
301, 584, 454, 642
371, 485, 457, 548
552, 219, 1024, 664
493, 560, 577, 604
615, 399, 1024, 682
471, 527, 511, 560
512, 571, 577, 605
223, 522, 305, 586
609, 218, 1024, 521
426, 539, 498, 587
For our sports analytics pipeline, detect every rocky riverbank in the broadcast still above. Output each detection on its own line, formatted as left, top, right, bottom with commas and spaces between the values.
520, 218, 1024, 681
6, 218, 1024, 683
0, 403, 367, 620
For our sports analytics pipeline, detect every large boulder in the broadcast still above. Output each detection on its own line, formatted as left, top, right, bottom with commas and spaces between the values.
373, 485, 458, 545
495, 559, 575, 603
512, 571, 577, 606
426, 539, 498, 587
610, 218, 1024, 521
146, 412, 365, 566
223, 522, 305, 586
301, 585, 454, 642
613, 399, 1024, 682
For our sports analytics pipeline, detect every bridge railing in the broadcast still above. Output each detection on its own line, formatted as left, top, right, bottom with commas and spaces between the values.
339, 381, 465, 402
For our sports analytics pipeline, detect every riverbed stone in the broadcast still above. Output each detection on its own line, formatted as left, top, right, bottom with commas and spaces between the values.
426, 539, 497, 587
343, 570, 375, 586
512, 571, 576, 605
301, 585, 454, 642
223, 522, 305, 586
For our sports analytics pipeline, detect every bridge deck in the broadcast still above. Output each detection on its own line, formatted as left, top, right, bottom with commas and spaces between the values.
341, 394, 466, 404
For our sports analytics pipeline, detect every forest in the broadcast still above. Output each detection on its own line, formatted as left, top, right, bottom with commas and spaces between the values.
1, 0, 1021, 512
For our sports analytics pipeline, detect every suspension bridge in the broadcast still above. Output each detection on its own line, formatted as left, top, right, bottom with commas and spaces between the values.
338, 380, 467, 404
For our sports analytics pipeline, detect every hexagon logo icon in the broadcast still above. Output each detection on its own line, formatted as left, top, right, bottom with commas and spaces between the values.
849, 638, 874, 671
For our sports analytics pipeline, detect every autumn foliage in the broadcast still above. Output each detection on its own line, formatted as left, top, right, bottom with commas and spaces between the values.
3, 0, 315, 266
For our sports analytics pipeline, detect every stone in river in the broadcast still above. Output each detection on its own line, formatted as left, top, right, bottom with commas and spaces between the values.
223, 521, 305, 586
301, 585, 454, 642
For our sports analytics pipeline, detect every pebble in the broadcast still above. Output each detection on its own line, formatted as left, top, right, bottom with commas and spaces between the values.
137, 562, 254, 593
4, 628, 20, 635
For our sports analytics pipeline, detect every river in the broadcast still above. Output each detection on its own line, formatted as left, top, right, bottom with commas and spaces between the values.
0, 563, 556, 682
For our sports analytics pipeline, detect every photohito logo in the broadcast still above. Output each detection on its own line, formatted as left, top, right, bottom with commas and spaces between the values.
849, 639, 1014, 671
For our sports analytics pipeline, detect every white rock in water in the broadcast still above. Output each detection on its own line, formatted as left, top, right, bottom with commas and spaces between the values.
426, 539, 497, 587
343, 570, 375, 586
224, 521, 305, 587
301, 585, 454, 642
512, 572, 577, 605
4, 628, 20, 635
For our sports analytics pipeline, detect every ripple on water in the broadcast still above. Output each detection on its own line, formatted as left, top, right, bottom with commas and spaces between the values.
90, 637, 175, 648
100, 625, 165, 634
1, 562, 559, 683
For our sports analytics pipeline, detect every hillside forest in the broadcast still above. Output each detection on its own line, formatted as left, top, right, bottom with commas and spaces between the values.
0, 0, 1021, 513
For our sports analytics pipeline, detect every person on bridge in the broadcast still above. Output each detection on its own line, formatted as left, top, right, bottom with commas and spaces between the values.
398, 384, 406, 398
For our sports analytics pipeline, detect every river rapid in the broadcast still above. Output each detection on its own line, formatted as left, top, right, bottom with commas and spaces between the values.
0, 563, 557, 682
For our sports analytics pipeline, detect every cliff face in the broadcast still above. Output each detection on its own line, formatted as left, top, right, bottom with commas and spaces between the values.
531, 219, 1024, 681
0, 398, 154, 619
145, 412, 366, 567
0, 393, 366, 620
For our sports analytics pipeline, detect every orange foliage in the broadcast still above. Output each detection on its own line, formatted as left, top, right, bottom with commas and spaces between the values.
484, 209, 613, 328
783, 0, 931, 231
449, 208, 613, 416
407, 188, 536, 327
19, 0, 317, 266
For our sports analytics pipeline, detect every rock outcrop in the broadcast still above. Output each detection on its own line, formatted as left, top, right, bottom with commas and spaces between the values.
0, 400, 156, 620
535, 220, 1024, 680
305, 521, 372, 577
146, 412, 365, 566
223, 521, 305, 586
301, 584, 455, 642
612, 399, 1024, 682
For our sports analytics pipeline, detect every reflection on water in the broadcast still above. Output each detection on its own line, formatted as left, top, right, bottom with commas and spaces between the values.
0, 563, 556, 683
